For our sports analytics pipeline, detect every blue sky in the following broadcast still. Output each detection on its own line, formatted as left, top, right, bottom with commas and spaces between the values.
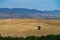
0, 0, 60, 10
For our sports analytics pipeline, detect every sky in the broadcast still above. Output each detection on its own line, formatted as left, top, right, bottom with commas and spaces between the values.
0, 0, 60, 11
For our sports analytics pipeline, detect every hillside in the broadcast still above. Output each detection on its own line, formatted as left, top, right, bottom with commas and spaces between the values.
0, 19, 60, 37
0, 8, 60, 19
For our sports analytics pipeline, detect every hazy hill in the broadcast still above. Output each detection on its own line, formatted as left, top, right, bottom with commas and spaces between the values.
0, 8, 60, 19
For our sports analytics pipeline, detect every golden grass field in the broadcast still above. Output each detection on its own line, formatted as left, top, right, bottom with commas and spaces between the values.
0, 19, 60, 37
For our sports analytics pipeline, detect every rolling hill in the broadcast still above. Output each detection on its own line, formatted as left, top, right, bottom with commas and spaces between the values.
0, 8, 60, 19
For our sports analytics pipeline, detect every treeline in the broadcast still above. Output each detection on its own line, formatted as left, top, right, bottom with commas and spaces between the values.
0, 34, 60, 40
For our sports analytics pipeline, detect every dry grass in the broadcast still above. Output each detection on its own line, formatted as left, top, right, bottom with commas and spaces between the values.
0, 19, 60, 37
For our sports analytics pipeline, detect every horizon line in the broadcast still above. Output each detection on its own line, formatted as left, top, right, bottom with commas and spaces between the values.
0, 8, 60, 11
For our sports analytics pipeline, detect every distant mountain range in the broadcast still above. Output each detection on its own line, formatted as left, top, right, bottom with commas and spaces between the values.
0, 8, 60, 19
